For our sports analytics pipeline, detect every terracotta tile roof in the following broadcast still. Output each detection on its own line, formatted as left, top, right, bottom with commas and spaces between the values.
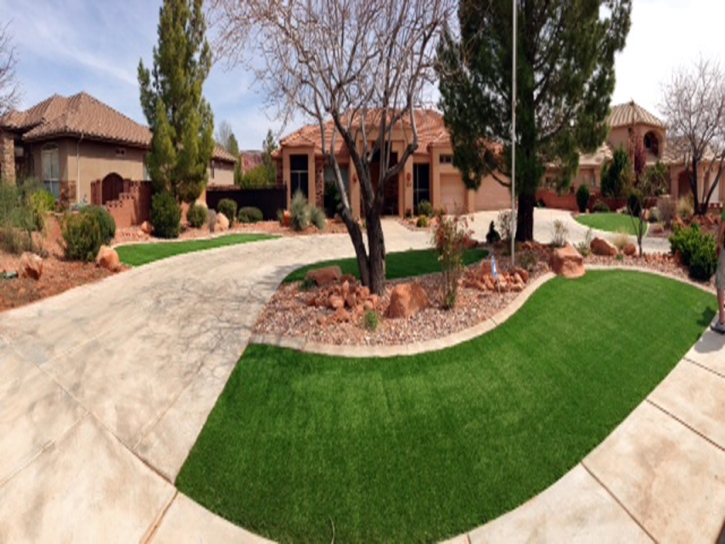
608, 101, 665, 128
1, 92, 153, 147
212, 145, 237, 163
277, 109, 453, 159
578, 143, 613, 167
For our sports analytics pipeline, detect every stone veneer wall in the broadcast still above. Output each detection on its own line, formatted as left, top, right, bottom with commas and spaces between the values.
0, 131, 16, 184
314, 158, 325, 208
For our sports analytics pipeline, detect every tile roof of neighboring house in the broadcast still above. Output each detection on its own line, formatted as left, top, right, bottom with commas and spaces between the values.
608, 101, 665, 128
578, 143, 613, 167
212, 145, 237, 163
0, 92, 236, 163
660, 136, 717, 165
276, 109, 453, 159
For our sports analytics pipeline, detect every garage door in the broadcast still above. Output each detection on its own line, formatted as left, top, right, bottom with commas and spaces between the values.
474, 174, 511, 211
440, 174, 467, 214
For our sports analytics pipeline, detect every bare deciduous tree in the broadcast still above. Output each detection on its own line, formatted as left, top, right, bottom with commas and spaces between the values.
215, 119, 234, 150
0, 21, 20, 116
209, 0, 454, 294
660, 58, 725, 214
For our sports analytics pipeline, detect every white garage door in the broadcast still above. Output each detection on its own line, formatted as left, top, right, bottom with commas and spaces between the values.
440, 174, 467, 214
474, 175, 512, 211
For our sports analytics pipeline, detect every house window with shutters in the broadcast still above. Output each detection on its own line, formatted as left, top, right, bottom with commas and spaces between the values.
41, 144, 60, 198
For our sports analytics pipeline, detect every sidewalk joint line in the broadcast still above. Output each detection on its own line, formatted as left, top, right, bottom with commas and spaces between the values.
142, 489, 178, 544
646, 399, 725, 454
684, 357, 725, 380
580, 462, 658, 543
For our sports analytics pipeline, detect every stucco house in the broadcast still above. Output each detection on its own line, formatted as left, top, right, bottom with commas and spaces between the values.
275, 101, 723, 218
0, 92, 237, 224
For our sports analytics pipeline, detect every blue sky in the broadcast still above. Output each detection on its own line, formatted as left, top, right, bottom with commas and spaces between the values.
1, 0, 724, 150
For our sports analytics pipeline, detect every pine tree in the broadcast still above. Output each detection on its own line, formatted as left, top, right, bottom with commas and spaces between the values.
138, 0, 214, 203
438, 0, 631, 241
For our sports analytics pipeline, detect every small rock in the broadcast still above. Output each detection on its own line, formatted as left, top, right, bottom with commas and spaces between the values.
282, 210, 292, 227
370, 294, 380, 308
216, 213, 230, 232
345, 292, 357, 309
624, 243, 637, 257
363, 301, 374, 311
306, 266, 342, 287
140, 220, 153, 234
95, 245, 121, 272
329, 295, 345, 310
342, 280, 350, 296
386, 283, 429, 319
515, 268, 529, 283
18, 252, 43, 280
590, 237, 618, 257
333, 307, 351, 322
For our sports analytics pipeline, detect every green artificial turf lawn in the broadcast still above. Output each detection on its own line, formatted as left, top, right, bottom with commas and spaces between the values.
177, 270, 714, 543
115, 234, 277, 266
575, 212, 647, 236
283, 247, 488, 283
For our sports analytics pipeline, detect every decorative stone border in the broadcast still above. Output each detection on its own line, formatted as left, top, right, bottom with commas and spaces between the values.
250, 265, 716, 358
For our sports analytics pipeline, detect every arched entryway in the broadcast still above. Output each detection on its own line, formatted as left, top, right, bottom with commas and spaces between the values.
677, 170, 691, 200
101, 173, 125, 204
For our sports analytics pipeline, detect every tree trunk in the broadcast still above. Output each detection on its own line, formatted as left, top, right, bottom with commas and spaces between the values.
340, 207, 370, 287
366, 207, 386, 295
515, 192, 536, 242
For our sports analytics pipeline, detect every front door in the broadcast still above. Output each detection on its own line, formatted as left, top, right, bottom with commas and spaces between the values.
370, 151, 399, 215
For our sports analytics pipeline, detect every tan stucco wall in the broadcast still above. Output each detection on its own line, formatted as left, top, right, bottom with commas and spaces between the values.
474, 174, 512, 211
210, 160, 235, 186
608, 124, 666, 160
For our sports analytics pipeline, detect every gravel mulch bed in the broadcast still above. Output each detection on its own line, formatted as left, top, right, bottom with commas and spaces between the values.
254, 246, 716, 348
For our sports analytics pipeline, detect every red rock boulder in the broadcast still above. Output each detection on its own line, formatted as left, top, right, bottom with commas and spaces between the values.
386, 283, 429, 319
550, 244, 585, 279
96, 245, 121, 272
624, 243, 637, 257
140, 221, 153, 235
590, 237, 618, 257
306, 265, 342, 287
18, 252, 43, 280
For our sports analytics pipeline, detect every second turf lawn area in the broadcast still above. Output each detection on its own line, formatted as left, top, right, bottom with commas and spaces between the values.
177, 270, 714, 543
283, 247, 488, 283
575, 212, 647, 236
115, 233, 277, 266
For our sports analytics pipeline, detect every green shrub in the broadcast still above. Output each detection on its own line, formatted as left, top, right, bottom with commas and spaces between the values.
657, 197, 676, 228
206, 208, 217, 230
187, 202, 207, 228
677, 195, 694, 219
217, 198, 238, 225
592, 200, 610, 213
416, 200, 434, 218
551, 219, 569, 248
416, 215, 429, 228
62, 212, 102, 261
363, 310, 380, 332
433, 215, 471, 309
627, 189, 643, 218
648, 207, 660, 223
576, 184, 590, 213
310, 205, 326, 230
151, 192, 181, 239
238, 206, 263, 224
0, 183, 42, 254
81, 205, 116, 244
576, 228, 594, 257
290, 190, 310, 231
30, 189, 56, 229
669, 223, 718, 280
485, 221, 501, 244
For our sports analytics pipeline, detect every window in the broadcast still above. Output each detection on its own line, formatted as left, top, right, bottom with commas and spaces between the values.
643, 131, 659, 157
324, 166, 349, 193
439, 154, 453, 164
290, 154, 309, 199
115, 148, 126, 157
413, 163, 431, 209
41, 144, 60, 198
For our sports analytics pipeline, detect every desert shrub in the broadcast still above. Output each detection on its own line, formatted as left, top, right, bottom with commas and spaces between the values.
496, 210, 515, 242
627, 189, 643, 218
310, 205, 326, 230
611, 229, 629, 253
206, 208, 218, 230
217, 198, 238, 226
81, 206, 116, 244
30, 189, 56, 229
551, 219, 569, 248
657, 198, 676, 228
517, 250, 538, 272
576, 184, 590, 213
576, 228, 594, 257
363, 310, 380, 332
677, 195, 694, 219
187, 202, 207, 228
486, 221, 501, 244
669, 222, 718, 280
238, 206, 263, 224
432, 215, 471, 309
0, 183, 41, 254
416, 215, 429, 228
416, 200, 433, 218
150, 191, 181, 239
62, 212, 102, 261
290, 190, 310, 231
592, 200, 611, 213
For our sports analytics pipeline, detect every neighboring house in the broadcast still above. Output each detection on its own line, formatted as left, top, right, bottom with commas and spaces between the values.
273, 109, 511, 218
0, 92, 237, 224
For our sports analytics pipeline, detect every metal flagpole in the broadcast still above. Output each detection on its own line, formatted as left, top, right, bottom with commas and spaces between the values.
511, 0, 517, 268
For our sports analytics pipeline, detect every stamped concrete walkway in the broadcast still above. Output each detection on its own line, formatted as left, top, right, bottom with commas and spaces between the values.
1, 215, 723, 543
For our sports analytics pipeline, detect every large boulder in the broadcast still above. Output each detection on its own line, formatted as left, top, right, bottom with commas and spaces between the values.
590, 237, 618, 257
18, 252, 43, 280
96, 245, 121, 272
550, 243, 585, 279
215, 212, 230, 232
306, 265, 342, 287
386, 283, 429, 319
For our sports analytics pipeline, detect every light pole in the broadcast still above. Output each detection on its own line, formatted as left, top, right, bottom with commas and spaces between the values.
511, 0, 517, 268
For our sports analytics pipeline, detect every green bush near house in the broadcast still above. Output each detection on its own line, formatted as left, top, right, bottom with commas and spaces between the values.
81, 205, 116, 244
592, 200, 611, 213
62, 212, 103, 261
575, 184, 590, 213
187, 202, 208, 228
416, 199, 434, 218
238, 206, 263, 224
290, 190, 310, 231
310, 205, 326, 230
669, 223, 718, 281
217, 198, 238, 225
150, 191, 181, 239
